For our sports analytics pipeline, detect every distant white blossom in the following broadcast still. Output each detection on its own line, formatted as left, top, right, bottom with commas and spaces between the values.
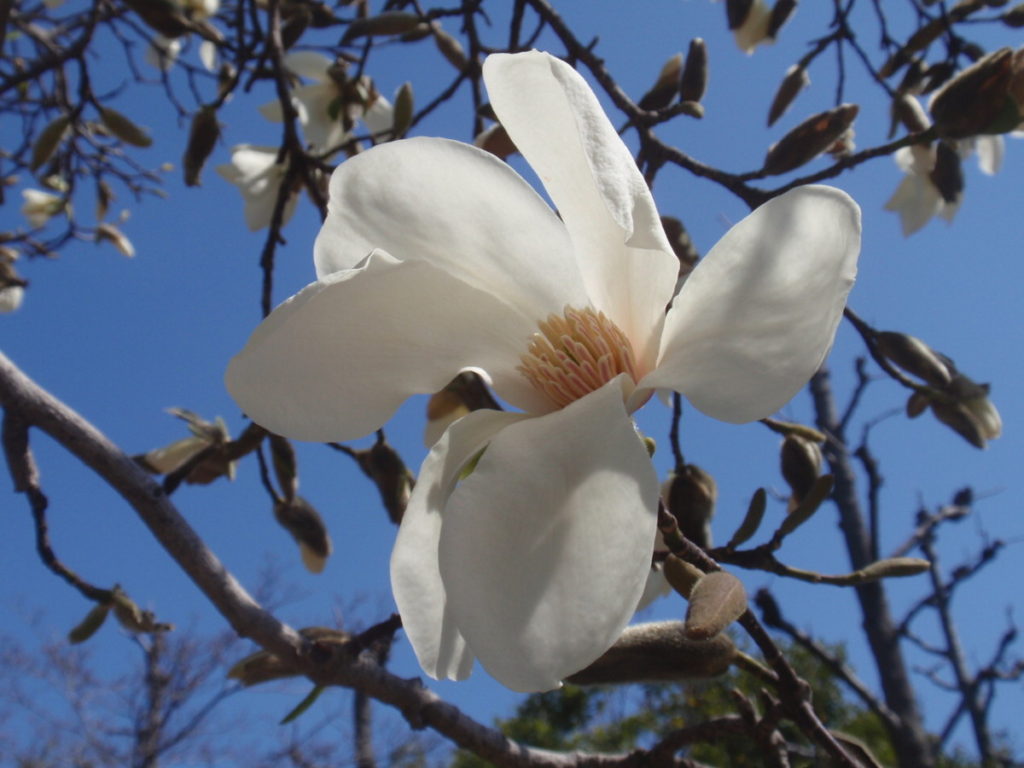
215, 145, 296, 231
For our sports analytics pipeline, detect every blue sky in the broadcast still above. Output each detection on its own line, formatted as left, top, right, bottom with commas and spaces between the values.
2, 0, 1022, 761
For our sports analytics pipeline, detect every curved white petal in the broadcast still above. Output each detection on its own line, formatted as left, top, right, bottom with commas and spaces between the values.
974, 135, 1004, 176
313, 138, 588, 322
226, 250, 550, 442
363, 95, 394, 138
482, 52, 678, 370
640, 186, 860, 422
438, 377, 659, 691
392, 408, 527, 681
198, 39, 218, 71
885, 173, 940, 236
283, 50, 331, 81
292, 82, 346, 152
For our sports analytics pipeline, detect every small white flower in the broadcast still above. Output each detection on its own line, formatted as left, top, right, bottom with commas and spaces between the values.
226, 51, 860, 692
146, 35, 183, 72
260, 52, 394, 154
21, 188, 64, 228
215, 145, 297, 231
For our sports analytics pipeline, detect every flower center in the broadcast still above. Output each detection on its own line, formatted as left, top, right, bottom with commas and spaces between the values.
517, 306, 640, 409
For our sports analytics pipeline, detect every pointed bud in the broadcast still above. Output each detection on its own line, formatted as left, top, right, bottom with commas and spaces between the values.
183, 106, 220, 187
929, 141, 963, 205
680, 39, 708, 102
566, 621, 735, 684
96, 179, 114, 221
354, 438, 415, 525
274, 496, 332, 572
432, 25, 467, 71
473, 123, 517, 160
392, 82, 414, 139
684, 570, 747, 640
342, 12, 426, 43
732, 0, 773, 53
763, 103, 858, 175
858, 557, 931, 581
663, 553, 704, 598
889, 93, 931, 137
773, 474, 833, 545
98, 106, 153, 148
638, 53, 683, 111
768, 64, 809, 126
780, 434, 822, 503
930, 401, 988, 449
767, 0, 798, 40
68, 603, 111, 644
663, 464, 717, 549
876, 331, 952, 387
726, 487, 768, 549
31, 114, 71, 171
930, 47, 1023, 138
907, 390, 930, 418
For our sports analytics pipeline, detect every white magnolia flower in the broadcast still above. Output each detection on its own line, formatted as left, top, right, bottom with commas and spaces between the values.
884, 136, 1010, 236
144, 0, 220, 72
259, 51, 394, 154
226, 51, 860, 692
215, 145, 297, 231
21, 188, 65, 228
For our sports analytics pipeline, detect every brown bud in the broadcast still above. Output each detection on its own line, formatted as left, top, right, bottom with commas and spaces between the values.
473, 123, 518, 161
122, 0, 191, 38
930, 401, 988, 449
1003, 4, 1024, 26
98, 106, 153, 148
763, 103, 858, 175
183, 106, 220, 187
342, 12, 427, 43
660, 215, 700, 275
929, 141, 964, 205
432, 25, 467, 71
663, 553, 704, 598
274, 496, 332, 573
638, 53, 683, 112
906, 390, 930, 418
31, 114, 71, 171
889, 93, 931, 137
859, 557, 931, 581
767, 0, 798, 39
876, 331, 952, 387
685, 570, 747, 639
269, 434, 298, 501
392, 82, 414, 139
930, 47, 1019, 138
680, 39, 708, 102
566, 621, 735, 684
726, 487, 768, 550
768, 64, 809, 126
780, 434, 822, 502
663, 464, 717, 549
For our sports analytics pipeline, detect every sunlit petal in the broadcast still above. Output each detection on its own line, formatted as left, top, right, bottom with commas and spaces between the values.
438, 378, 659, 691
483, 51, 677, 367
639, 186, 860, 422
314, 138, 588, 321
226, 251, 549, 442
392, 408, 526, 681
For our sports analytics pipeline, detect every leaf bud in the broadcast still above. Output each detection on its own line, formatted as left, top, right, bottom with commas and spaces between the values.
767, 0, 798, 40
763, 103, 858, 175
566, 621, 735, 684
638, 53, 683, 112
663, 553, 704, 598
68, 603, 111, 644
392, 82, 414, 139
31, 114, 71, 171
876, 331, 952, 387
274, 496, 333, 572
858, 557, 930, 581
780, 433, 822, 504
930, 47, 1024, 138
662, 464, 717, 549
432, 25, 468, 71
725, 487, 768, 550
684, 570, 747, 640
889, 93, 931, 137
680, 39, 708, 103
768, 64, 809, 126
353, 438, 415, 525
929, 141, 964, 205
473, 123, 517, 161
98, 106, 153, 148
183, 105, 220, 187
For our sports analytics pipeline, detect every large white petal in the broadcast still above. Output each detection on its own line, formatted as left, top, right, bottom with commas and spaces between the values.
226, 251, 550, 442
292, 82, 346, 152
482, 51, 678, 369
438, 377, 659, 691
313, 138, 588, 322
884, 173, 940, 237
639, 186, 860, 422
283, 50, 332, 82
392, 408, 527, 681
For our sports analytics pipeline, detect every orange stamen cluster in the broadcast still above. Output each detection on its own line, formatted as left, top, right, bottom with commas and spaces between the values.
517, 306, 639, 409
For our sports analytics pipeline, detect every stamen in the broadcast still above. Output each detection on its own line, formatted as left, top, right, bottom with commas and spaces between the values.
517, 305, 640, 408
